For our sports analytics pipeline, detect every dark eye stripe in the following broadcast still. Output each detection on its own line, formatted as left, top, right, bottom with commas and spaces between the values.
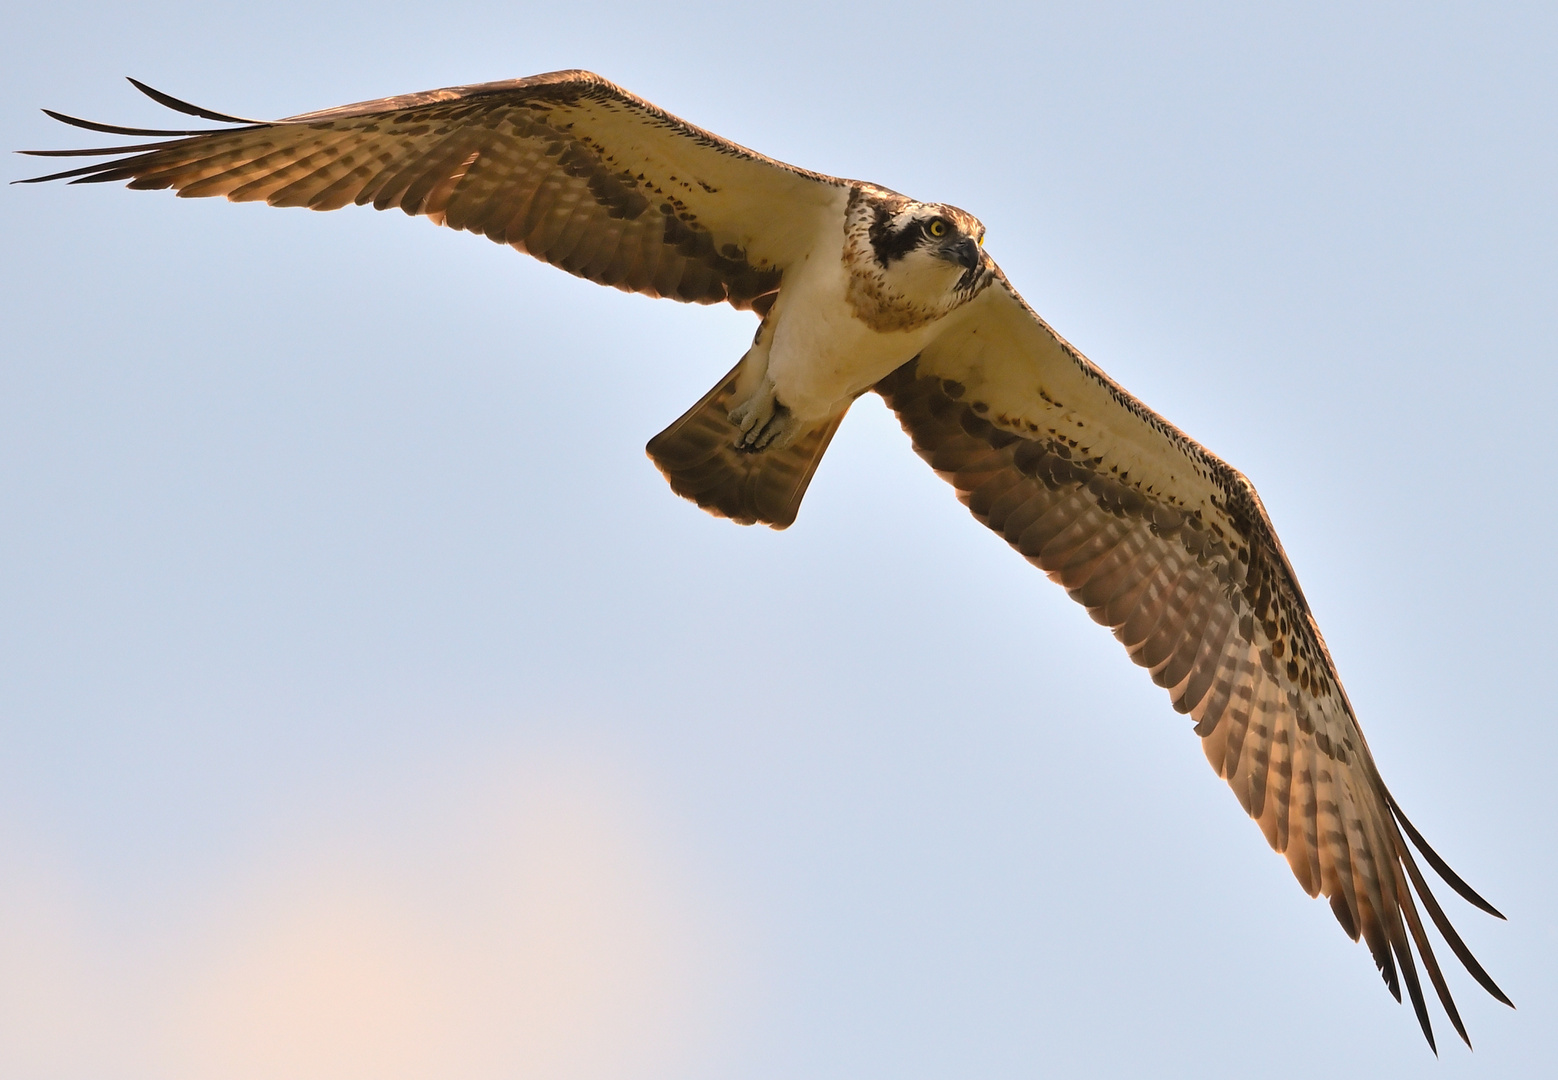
867, 208, 953, 265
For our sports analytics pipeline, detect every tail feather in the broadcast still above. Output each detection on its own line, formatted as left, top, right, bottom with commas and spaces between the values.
647, 362, 848, 529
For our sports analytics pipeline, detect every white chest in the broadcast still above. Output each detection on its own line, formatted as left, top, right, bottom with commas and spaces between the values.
763, 232, 941, 420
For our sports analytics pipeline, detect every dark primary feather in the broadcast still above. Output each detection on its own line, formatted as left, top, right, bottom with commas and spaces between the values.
21, 137, 201, 158
35, 109, 238, 139
124, 76, 263, 124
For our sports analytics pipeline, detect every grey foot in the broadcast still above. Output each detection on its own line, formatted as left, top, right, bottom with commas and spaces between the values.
729, 377, 800, 451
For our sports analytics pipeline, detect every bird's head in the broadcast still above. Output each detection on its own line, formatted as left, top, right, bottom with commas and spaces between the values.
845, 189, 992, 331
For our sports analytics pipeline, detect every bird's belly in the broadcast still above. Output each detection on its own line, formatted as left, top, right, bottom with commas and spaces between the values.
766, 293, 932, 420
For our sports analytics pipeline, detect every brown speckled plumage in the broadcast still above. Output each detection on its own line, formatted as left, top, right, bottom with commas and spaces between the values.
841, 186, 992, 331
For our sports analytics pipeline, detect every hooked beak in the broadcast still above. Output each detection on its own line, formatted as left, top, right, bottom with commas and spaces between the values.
943, 235, 981, 271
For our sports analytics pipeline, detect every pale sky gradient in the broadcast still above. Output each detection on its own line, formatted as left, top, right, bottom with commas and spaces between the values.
3, 3, 1555, 1077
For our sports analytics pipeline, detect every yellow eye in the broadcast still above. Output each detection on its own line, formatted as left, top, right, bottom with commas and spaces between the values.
927, 218, 947, 238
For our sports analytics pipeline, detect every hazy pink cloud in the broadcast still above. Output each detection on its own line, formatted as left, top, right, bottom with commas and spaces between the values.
2, 749, 743, 1080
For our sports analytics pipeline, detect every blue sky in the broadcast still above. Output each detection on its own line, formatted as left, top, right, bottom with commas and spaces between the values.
3, 2, 1555, 1077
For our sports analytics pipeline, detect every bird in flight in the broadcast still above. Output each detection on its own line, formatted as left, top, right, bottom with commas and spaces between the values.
20, 69, 1511, 1050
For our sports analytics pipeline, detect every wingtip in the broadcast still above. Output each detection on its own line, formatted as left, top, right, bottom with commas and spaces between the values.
1386, 791, 1507, 919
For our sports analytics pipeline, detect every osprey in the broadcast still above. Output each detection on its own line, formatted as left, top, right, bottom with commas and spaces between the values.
21, 70, 1510, 1049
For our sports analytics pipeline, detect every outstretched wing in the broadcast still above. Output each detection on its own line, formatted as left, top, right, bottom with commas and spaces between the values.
873, 269, 1511, 1050
18, 71, 852, 309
